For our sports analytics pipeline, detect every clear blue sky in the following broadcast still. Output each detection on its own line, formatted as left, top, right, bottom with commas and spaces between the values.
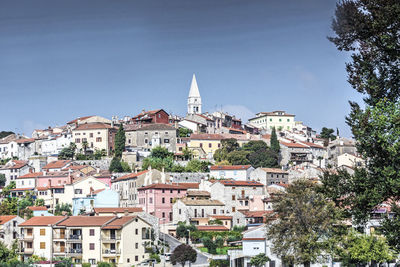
0, 0, 362, 137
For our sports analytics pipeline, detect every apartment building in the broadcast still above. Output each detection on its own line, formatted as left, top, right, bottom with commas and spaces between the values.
250, 167, 289, 185
248, 110, 295, 132
19, 215, 152, 266
210, 165, 254, 181
0, 215, 24, 248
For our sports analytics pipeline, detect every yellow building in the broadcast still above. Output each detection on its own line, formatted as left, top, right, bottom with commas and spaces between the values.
72, 123, 117, 155
249, 110, 295, 131
188, 134, 224, 160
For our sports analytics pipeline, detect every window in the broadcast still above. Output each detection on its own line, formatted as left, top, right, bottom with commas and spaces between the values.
170, 198, 173, 203
164, 139, 169, 143
144, 139, 148, 144
74, 189, 82, 194
178, 189, 180, 193
90, 133, 93, 137
279, 119, 282, 122
89, 259, 96, 265
89, 243, 95, 250
149, 197, 153, 204
200, 143, 203, 148
213, 209, 216, 214
270, 118, 272, 122
287, 119, 290, 122
162, 189, 165, 193
232, 207, 236, 212
179, 209, 181, 215
127, 259, 130, 263
232, 195, 236, 200
135, 243, 138, 249
96, 137, 102, 142
218, 143, 221, 148
170, 189, 173, 193
208, 143, 212, 148
40, 242, 46, 249
162, 212, 165, 218
40, 229, 46, 236
75, 138, 81, 143
89, 229, 95, 236
162, 197, 165, 203
135, 256, 139, 261
135, 229, 138, 235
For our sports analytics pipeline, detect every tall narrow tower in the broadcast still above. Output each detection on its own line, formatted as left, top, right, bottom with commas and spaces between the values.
187, 74, 202, 115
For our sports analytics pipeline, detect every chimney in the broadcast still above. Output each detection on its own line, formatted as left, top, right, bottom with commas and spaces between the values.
124, 209, 129, 216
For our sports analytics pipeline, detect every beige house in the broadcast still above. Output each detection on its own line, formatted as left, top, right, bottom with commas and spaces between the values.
248, 110, 295, 132
72, 123, 117, 155
0, 215, 24, 248
19, 215, 152, 266
337, 153, 365, 168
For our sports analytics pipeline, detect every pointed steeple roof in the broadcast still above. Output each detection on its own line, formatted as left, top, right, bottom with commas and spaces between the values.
188, 74, 201, 98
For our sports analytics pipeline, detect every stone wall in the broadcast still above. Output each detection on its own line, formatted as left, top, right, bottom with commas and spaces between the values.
74, 158, 112, 170
166, 172, 209, 183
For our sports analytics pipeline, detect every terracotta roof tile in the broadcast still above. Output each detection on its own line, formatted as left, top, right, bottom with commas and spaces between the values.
43, 160, 71, 170
213, 180, 263, 187
93, 207, 143, 213
171, 183, 199, 189
28, 206, 48, 211
74, 123, 113, 131
19, 216, 66, 226
210, 165, 252, 171
67, 116, 94, 124
138, 183, 187, 190
280, 142, 308, 148
17, 172, 43, 179
56, 216, 113, 227
190, 134, 224, 140
101, 216, 136, 229
112, 170, 149, 182
260, 168, 288, 174
0, 215, 17, 225
210, 215, 232, 220
196, 225, 229, 231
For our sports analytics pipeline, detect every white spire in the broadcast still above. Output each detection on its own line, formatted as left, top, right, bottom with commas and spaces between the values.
188, 74, 201, 98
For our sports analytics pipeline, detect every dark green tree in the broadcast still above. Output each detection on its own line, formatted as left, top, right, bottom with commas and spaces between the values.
319, 127, 336, 141
250, 253, 270, 267
58, 143, 76, 160
109, 157, 123, 173
214, 138, 239, 162
0, 174, 6, 187
185, 159, 209, 172
226, 150, 250, 165
54, 203, 72, 216
176, 222, 197, 242
151, 146, 173, 158
114, 124, 126, 158
179, 128, 193, 137
270, 127, 280, 153
381, 204, 400, 253
0, 131, 14, 139
202, 236, 217, 254
322, 0, 400, 229
267, 180, 344, 267
171, 244, 197, 267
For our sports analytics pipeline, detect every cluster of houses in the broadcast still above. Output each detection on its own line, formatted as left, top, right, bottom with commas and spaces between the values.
0, 75, 367, 266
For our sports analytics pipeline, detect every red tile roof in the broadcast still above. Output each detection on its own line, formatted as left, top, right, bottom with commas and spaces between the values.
5, 160, 27, 170
240, 210, 273, 218
28, 206, 48, 211
56, 216, 113, 227
213, 180, 263, 187
260, 168, 288, 174
43, 160, 71, 170
280, 142, 308, 148
190, 134, 224, 140
138, 183, 188, 191
61, 165, 86, 171
196, 225, 229, 231
242, 238, 266, 241
210, 165, 252, 171
112, 170, 149, 182
0, 215, 17, 225
94, 207, 143, 213
17, 172, 43, 179
67, 116, 94, 124
210, 215, 232, 220
88, 188, 105, 196
10, 187, 34, 191
300, 142, 324, 149
171, 183, 200, 189
74, 123, 113, 131
19, 216, 66, 226
15, 138, 35, 144
101, 216, 137, 229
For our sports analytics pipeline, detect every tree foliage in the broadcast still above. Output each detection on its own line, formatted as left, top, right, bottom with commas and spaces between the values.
0, 131, 14, 139
322, 0, 400, 243
58, 143, 76, 160
179, 128, 193, 137
54, 203, 72, 216
0, 174, 6, 187
250, 253, 270, 267
109, 157, 123, 173
171, 244, 197, 267
335, 229, 394, 266
114, 124, 126, 158
176, 222, 197, 240
270, 127, 280, 153
267, 180, 344, 266
319, 127, 336, 141
202, 236, 217, 254
381, 204, 400, 253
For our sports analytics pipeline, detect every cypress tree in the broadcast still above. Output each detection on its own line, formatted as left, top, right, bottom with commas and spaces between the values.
114, 124, 126, 158
270, 127, 280, 153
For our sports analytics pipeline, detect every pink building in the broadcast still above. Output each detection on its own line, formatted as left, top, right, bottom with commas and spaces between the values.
138, 184, 188, 223
36, 171, 73, 188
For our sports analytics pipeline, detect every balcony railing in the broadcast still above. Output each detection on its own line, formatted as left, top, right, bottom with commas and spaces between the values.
20, 247, 34, 254
67, 234, 82, 241
20, 234, 34, 240
101, 234, 121, 241
102, 249, 121, 255
68, 248, 82, 254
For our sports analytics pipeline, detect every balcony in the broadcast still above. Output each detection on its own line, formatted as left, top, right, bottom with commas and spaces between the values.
68, 248, 83, 255
20, 247, 34, 254
53, 249, 66, 256
102, 249, 121, 257
53, 234, 66, 240
101, 234, 121, 242
67, 234, 82, 242
20, 234, 34, 241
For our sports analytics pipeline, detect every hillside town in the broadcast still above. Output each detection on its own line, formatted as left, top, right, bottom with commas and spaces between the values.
0, 75, 366, 267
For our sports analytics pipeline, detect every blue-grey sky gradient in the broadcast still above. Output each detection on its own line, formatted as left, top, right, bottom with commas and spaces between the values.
0, 0, 362, 136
